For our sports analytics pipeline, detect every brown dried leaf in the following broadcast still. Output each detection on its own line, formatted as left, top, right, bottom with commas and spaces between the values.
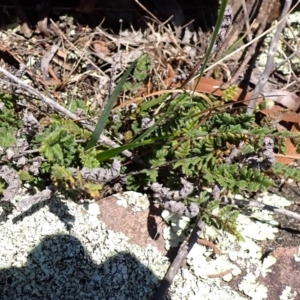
261, 105, 300, 123
41, 43, 60, 81
264, 89, 300, 112
276, 125, 300, 165
92, 40, 110, 55
170, 77, 255, 102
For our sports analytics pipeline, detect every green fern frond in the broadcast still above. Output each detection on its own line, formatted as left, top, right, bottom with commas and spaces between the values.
272, 162, 300, 182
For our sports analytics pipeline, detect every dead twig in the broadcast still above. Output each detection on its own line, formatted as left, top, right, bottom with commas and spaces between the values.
0, 66, 135, 160
221, 197, 300, 221
247, 0, 293, 114
225, 0, 274, 88
204, 0, 299, 76
197, 238, 221, 255
241, 0, 253, 42
153, 220, 205, 300
207, 268, 233, 279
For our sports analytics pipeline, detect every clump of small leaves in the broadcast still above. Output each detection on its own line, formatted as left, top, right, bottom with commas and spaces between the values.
106, 56, 300, 240
122, 54, 151, 94
1, 52, 300, 242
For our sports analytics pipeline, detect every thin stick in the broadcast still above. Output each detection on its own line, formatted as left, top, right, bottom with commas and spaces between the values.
0, 66, 134, 159
201, 0, 300, 77
221, 197, 300, 221
224, 23, 262, 88
153, 220, 205, 300
241, 0, 253, 41
134, 0, 164, 27
246, 0, 293, 115
224, 0, 276, 89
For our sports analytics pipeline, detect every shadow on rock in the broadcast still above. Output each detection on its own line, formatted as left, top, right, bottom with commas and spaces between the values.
0, 234, 160, 300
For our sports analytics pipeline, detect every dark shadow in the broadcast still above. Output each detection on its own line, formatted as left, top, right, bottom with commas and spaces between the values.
147, 203, 163, 241
278, 226, 300, 236
0, 234, 160, 299
3, 0, 220, 34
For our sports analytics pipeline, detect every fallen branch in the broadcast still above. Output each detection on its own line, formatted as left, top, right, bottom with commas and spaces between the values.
247, 0, 293, 115
0, 66, 134, 159
221, 196, 300, 221
153, 220, 205, 300
206, 268, 233, 279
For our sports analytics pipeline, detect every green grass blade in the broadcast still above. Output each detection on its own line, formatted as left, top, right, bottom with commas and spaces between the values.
95, 133, 176, 162
140, 93, 169, 111
195, 0, 229, 81
85, 59, 137, 150
95, 140, 153, 162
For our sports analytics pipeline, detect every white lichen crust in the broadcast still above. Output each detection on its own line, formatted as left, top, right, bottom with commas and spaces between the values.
164, 192, 292, 300
0, 191, 292, 299
0, 194, 242, 300
258, 12, 300, 75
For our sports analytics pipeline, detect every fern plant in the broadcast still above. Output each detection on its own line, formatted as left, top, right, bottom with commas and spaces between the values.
107, 54, 300, 241
0, 93, 21, 149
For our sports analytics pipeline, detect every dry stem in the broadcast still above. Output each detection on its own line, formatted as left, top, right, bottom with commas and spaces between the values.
0, 66, 134, 159
246, 0, 293, 114
153, 220, 205, 300
221, 197, 300, 221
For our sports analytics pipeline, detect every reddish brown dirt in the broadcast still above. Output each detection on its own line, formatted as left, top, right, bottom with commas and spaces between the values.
258, 247, 300, 300
95, 195, 168, 256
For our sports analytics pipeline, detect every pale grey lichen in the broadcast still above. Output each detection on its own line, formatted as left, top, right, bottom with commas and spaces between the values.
279, 286, 297, 300
258, 191, 292, 208
161, 210, 190, 249
114, 191, 150, 212
0, 190, 293, 300
294, 247, 300, 264
186, 191, 292, 299
0, 194, 169, 299
0, 192, 248, 300
258, 12, 300, 75
84, 202, 101, 215
238, 273, 268, 300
